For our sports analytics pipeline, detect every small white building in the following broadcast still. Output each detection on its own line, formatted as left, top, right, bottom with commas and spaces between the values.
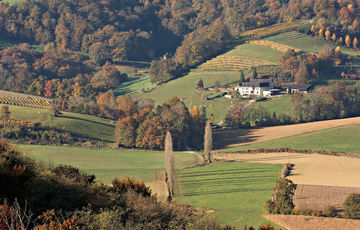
234, 79, 275, 97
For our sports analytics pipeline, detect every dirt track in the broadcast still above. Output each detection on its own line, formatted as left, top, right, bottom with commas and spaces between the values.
213, 117, 360, 148
265, 215, 360, 230
215, 152, 360, 187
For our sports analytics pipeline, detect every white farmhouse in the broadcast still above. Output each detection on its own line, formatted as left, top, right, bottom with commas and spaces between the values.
234, 79, 274, 97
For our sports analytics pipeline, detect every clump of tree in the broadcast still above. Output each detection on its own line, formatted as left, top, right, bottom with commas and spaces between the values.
115, 97, 204, 150
265, 179, 297, 215
344, 193, 360, 219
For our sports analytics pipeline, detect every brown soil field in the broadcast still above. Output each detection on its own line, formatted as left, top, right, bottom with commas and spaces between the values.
214, 153, 360, 187
294, 184, 360, 210
213, 117, 360, 148
264, 214, 360, 230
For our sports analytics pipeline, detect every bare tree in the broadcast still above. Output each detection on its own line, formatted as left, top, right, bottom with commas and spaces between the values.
164, 131, 175, 197
204, 120, 212, 162
1, 105, 10, 140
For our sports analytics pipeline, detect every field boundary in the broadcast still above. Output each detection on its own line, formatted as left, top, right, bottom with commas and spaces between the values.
215, 148, 360, 158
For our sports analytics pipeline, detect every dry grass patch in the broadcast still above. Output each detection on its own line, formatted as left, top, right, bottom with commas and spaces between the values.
249, 40, 300, 53
264, 214, 360, 230
214, 152, 360, 187
294, 185, 360, 211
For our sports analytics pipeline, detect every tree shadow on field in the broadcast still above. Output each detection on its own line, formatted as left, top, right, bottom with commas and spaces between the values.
178, 168, 273, 178
236, 154, 310, 162
177, 167, 278, 197
60, 115, 114, 128
213, 128, 260, 149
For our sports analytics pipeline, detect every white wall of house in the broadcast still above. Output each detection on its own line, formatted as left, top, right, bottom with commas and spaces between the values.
234, 82, 274, 97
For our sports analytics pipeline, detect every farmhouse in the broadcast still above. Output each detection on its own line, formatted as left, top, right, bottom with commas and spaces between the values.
234, 79, 275, 97
282, 84, 314, 94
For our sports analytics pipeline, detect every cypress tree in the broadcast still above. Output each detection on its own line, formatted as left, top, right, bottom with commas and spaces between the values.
164, 131, 175, 197
203, 121, 213, 162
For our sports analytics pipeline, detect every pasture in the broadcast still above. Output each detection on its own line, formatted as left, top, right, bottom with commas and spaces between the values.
214, 117, 360, 150
257, 95, 293, 116
175, 162, 282, 227
265, 31, 358, 57
116, 75, 152, 96
5, 105, 116, 142
20, 144, 196, 184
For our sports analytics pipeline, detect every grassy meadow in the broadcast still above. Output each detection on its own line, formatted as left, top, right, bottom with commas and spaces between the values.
20, 144, 196, 184
224, 43, 283, 63
7, 105, 115, 142
257, 96, 293, 116
221, 124, 360, 154
175, 162, 282, 227
265, 31, 358, 57
116, 75, 152, 96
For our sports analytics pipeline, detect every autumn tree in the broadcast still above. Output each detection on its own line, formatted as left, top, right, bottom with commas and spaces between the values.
295, 61, 310, 83
203, 120, 212, 163
332, 33, 337, 42
345, 35, 352, 47
164, 131, 175, 197
353, 37, 358, 49
325, 29, 331, 40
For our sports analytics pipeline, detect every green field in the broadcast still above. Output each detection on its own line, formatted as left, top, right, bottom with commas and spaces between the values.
175, 162, 282, 227
257, 95, 293, 116
265, 31, 358, 57
222, 124, 360, 154
224, 43, 284, 63
116, 76, 152, 96
20, 145, 196, 184
7, 105, 115, 142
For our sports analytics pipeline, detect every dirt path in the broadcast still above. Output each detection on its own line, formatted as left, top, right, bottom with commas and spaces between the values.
265, 215, 360, 230
213, 117, 360, 148
214, 152, 360, 187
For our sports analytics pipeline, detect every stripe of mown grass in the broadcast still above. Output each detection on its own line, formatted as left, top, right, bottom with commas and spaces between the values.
175, 161, 282, 228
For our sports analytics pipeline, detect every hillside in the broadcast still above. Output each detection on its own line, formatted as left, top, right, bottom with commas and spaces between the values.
20, 145, 195, 184
5, 105, 115, 142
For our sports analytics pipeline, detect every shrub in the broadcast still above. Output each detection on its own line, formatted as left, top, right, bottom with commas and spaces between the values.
321, 205, 338, 217
265, 179, 297, 214
344, 193, 360, 219
111, 177, 151, 197
53, 164, 95, 184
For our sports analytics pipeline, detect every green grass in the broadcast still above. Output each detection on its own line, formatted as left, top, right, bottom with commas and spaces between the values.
257, 96, 293, 116
265, 31, 358, 57
222, 124, 360, 153
7, 105, 115, 142
175, 162, 282, 227
116, 76, 152, 96
224, 43, 284, 63
19, 145, 196, 184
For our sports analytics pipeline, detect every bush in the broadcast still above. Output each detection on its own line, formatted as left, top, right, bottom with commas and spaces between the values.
265, 179, 297, 214
111, 177, 151, 197
321, 205, 338, 217
344, 193, 360, 219
53, 164, 95, 184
